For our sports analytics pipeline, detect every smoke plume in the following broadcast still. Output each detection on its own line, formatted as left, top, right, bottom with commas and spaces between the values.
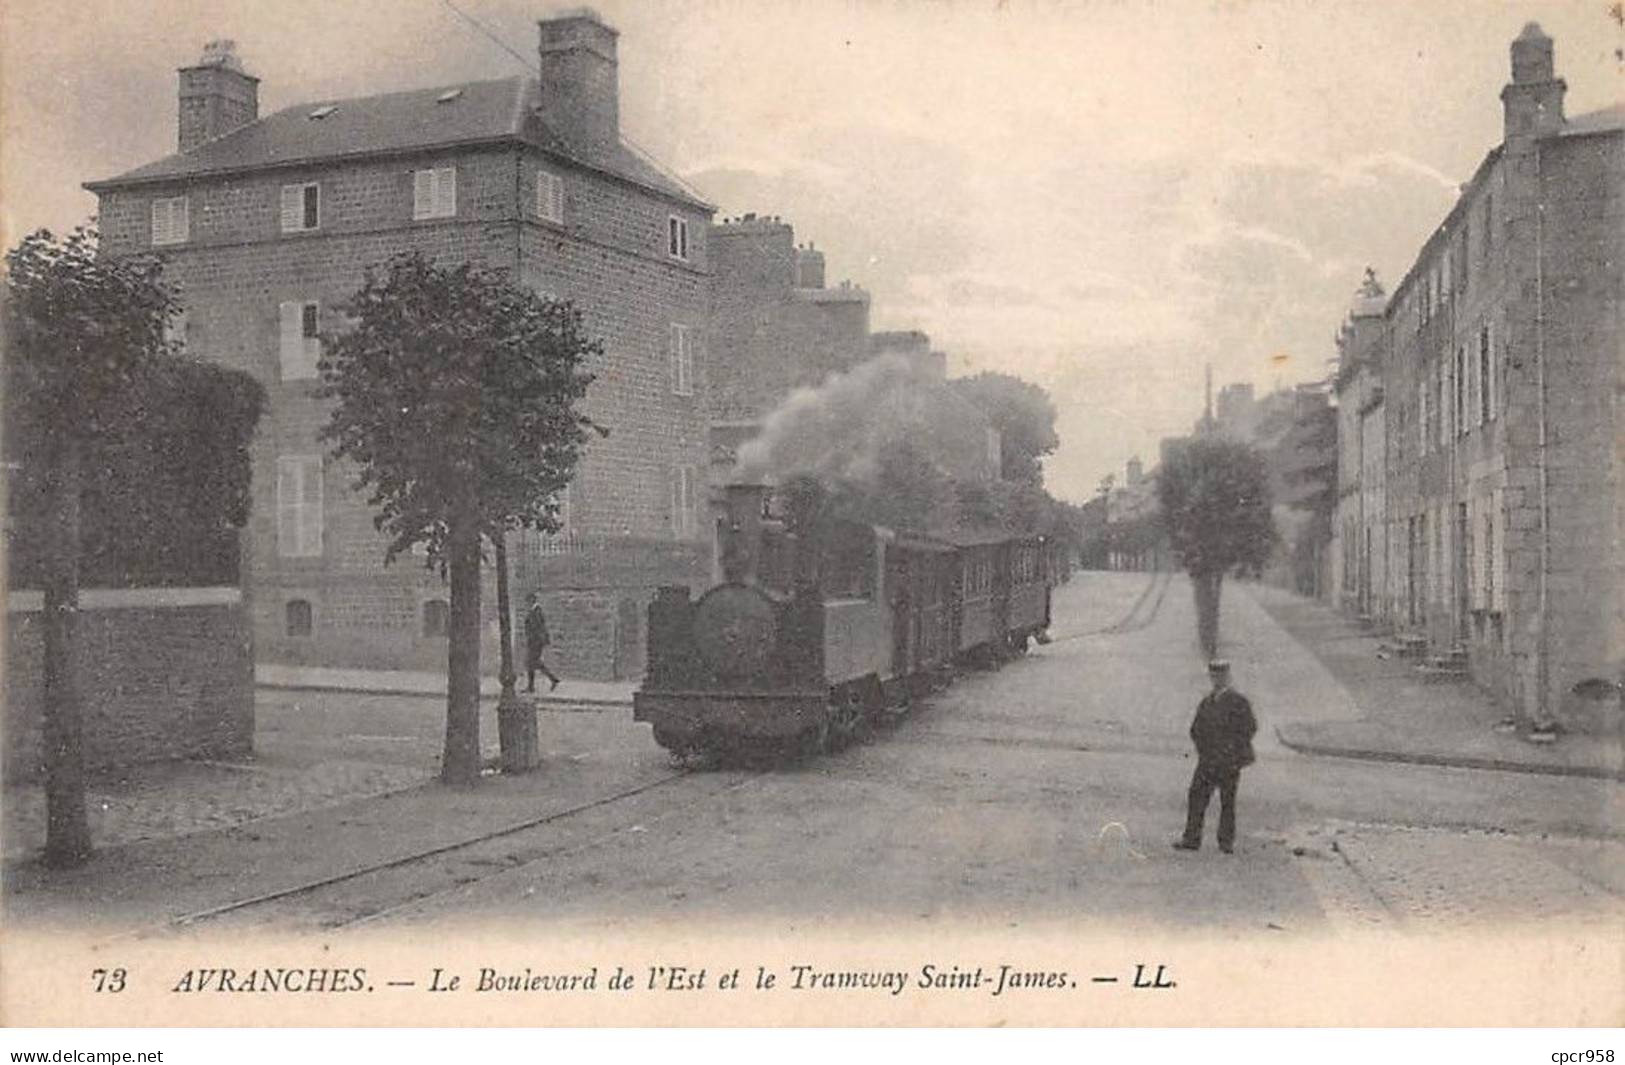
733, 353, 969, 487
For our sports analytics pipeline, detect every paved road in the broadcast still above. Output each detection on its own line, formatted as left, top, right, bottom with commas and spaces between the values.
232, 571, 1621, 936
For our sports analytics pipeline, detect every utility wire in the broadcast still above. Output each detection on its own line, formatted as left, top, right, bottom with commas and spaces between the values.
440, 0, 538, 74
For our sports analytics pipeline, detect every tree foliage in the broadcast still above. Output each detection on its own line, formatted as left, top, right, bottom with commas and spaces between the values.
948, 371, 1059, 485
1157, 435, 1276, 656
7, 357, 264, 587
1156, 436, 1277, 578
3, 224, 238, 867
317, 253, 600, 563
316, 252, 600, 785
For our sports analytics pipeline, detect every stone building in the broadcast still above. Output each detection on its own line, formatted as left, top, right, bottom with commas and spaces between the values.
1367, 24, 1621, 723
704, 214, 1000, 490
706, 214, 871, 478
1330, 272, 1389, 617
85, 11, 716, 680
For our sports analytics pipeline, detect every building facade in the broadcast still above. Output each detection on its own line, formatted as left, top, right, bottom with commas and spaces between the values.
1331, 275, 1388, 615
87, 12, 716, 679
1359, 25, 1621, 723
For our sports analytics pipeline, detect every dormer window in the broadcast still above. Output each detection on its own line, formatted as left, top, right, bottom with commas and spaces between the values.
152, 196, 189, 246
667, 215, 689, 261
281, 182, 320, 233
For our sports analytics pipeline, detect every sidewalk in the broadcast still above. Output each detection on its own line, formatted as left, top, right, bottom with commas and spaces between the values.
256, 662, 635, 707
1246, 584, 1621, 781
3, 729, 676, 933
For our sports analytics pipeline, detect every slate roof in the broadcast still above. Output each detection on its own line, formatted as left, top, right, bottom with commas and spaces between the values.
85, 75, 710, 209
1551, 103, 1625, 138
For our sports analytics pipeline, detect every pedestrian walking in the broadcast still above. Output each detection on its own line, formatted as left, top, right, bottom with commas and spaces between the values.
525, 592, 560, 693
1173, 659, 1257, 854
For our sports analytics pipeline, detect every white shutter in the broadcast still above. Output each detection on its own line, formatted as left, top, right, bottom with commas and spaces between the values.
299, 457, 324, 556
277, 457, 300, 556
671, 469, 683, 538
1491, 489, 1505, 612
152, 197, 188, 245
680, 330, 694, 395
670, 324, 681, 394
435, 166, 456, 218
279, 302, 303, 379
280, 185, 304, 232
536, 171, 563, 223
413, 170, 435, 219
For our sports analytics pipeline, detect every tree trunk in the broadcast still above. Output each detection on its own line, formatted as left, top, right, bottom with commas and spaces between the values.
1193, 569, 1224, 660
494, 533, 538, 773
441, 514, 483, 786
42, 435, 92, 867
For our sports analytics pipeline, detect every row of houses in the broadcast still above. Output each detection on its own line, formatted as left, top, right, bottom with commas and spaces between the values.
1328, 24, 1622, 727
83, 10, 999, 682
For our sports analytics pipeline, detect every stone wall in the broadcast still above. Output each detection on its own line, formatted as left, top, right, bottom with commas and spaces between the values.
4, 588, 254, 781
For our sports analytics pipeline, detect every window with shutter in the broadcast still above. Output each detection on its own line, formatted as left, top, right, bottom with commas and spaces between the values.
670, 324, 694, 396
281, 183, 320, 232
1482, 324, 1496, 421
279, 301, 320, 379
413, 167, 456, 220
671, 466, 695, 538
536, 170, 564, 223
275, 455, 324, 557
152, 197, 189, 245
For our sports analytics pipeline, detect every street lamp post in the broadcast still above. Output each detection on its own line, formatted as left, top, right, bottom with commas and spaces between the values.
494, 533, 539, 773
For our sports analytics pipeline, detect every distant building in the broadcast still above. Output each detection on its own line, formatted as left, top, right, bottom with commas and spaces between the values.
707, 214, 871, 426
85, 12, 716, 680
1340, 25, 1622, 725
706, 216, 999, 489
1330, 271, 1388, 616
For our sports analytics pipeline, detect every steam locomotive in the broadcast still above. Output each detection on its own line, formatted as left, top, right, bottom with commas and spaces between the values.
634, 483, 1053, 760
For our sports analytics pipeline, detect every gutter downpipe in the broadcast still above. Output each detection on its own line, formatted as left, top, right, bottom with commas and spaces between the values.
1533, 140, 1552, 729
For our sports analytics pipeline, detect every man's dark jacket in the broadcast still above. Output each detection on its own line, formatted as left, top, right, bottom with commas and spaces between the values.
1189, 687, 1257, 769
525, 606, 550, 659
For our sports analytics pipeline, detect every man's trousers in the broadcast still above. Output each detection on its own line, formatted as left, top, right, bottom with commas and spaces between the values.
1181, 762, 1241, 849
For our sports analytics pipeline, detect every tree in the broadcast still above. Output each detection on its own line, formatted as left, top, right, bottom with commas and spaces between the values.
3, 226, 182, 866
318, 253, 598, 785
948, 372, 1059, 485
1279, 396, 1337, 597
1157, 436, 1277, 657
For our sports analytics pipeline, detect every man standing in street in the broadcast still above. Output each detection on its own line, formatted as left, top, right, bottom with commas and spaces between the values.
525, 592, 560, 693
1173, 659, 1257, 854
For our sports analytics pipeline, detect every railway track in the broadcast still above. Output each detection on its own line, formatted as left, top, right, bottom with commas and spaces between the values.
132, 572, 1167, 937
1044, 568, 1172, 644
130, 769, 768, 938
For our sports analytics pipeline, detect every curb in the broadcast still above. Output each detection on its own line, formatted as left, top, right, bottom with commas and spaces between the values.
256, 680, 632, 710
1274, 725, 1622, 781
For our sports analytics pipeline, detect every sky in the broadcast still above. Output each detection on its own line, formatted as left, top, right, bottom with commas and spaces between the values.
3, 0, 1620, 503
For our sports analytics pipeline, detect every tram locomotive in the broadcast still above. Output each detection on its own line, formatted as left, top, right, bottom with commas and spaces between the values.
633, 483, 1052, 759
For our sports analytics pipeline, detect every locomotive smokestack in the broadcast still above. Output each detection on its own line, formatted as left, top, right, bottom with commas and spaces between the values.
720, 483, 768, 584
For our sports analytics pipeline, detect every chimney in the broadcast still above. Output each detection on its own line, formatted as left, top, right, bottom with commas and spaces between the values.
1500, 23, 1566, 141
537, 8, 620, 156
178, 40, 259, 153
794, 245, 826, 288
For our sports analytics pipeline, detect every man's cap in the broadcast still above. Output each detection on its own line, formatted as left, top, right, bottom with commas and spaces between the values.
1206, 659, 1231, 674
